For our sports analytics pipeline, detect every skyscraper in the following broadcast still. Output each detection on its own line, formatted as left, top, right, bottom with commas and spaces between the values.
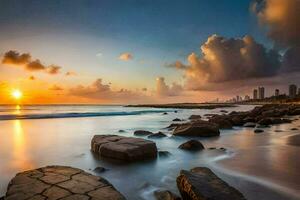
275, 89, 279, 97
289, 84, 297, 97
258, 87, 265, 99
253, 89, 258, 100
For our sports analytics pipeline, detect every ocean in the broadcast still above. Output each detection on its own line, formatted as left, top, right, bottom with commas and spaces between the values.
0, 104, 299, 199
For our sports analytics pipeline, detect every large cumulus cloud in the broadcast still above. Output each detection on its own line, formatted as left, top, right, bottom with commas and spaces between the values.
252, 0, 300, 72
169, 35, 280, 90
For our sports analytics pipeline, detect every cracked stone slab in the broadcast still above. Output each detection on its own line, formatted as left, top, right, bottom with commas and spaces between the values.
3, 166, 126, 200
91, 135, 157, 162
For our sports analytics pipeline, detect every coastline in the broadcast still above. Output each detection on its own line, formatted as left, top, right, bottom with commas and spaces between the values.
126, 103, 237, 109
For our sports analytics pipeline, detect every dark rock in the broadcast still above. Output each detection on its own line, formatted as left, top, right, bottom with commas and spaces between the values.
258, 118, 292, 125
91, 135, 157, 162
178, 140, 204, 151
163, 112, 168, 115
220, 110, 228, 113
166, 123, 181, 130
148, 132, 167, 138
118, 130, 126, 133
158, 151, 172, 157
208, 147, 216, 150
219, 147, 226, 151
176, 167, 246, 200
3, 166, 126, 200
173, 120, 220, 137
291, 128, 298, 130
274, 130, 283, 132
93, 166, 107, 173
243, 117, 255, 123
208, 115, 232, 129
188, 115, 201, 120
154, 190, 182, 200
256, 124, 270, 128
254, 129, 264, 133
243, 122, 256, 128
173, 118, 182, 122
174, 110, 178, 113
288, 108, 300, 116
134, 130, 153, 136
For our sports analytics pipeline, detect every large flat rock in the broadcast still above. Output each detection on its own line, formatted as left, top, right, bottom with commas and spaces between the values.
177, 167, 246, 200
91, 135, 157, 162
3, 165, 126, 200
173, 120, 220, 137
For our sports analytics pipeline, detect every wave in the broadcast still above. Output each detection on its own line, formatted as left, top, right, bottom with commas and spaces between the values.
0, 110, 172, 121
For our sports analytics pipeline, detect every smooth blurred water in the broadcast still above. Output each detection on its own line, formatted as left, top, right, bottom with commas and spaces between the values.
0, 105, 299, 199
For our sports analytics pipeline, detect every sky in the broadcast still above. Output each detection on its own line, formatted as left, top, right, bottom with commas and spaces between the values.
0, 0, 299, 104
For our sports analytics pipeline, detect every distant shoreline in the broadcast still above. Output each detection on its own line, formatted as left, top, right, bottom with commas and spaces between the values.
125, 103, 237, 109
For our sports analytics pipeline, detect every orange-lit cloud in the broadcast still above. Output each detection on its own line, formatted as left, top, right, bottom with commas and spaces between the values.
156, 77, 183, 96
119, 52, 133, 61
252, 0, 300, 72
1, 50, 62, 75
168, 35, 280, 90
49, 85, 63, 91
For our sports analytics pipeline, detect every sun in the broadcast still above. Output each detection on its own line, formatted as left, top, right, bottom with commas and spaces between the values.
12, 89, 23, 100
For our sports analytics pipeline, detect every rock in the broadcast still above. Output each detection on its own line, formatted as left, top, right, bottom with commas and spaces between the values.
258, 118, 291, 125
291, 128, 298, 130
243, 117, 255, 123
93, 167, 107, 173
176, 167, 246, 200
158, 151, 171, 157
243, 122, 256, 128
91, 135, 157, 162
188, 115, 201, 120
288, 108, 300, 116
256, 124, 269, 128
174, 110, 178, 113
173, 118, 181, 122
254, 129, 264, 133
154, 190, 182, 200
208, 115, 232, 129
208, 147, 216, 150
219, 147, 226, 151
148, 132, 167, 138
178, 140, 204, 151
163, 112, 168, 115
134, 130, 153, 136
3, 166, 126, 200
118, 130, 126, 133
274, 130, 283, 132
220, 110, 228, 113
173, 120, 220, 137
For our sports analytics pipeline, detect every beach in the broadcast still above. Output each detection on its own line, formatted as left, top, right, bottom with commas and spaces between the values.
0, 104, 300, 200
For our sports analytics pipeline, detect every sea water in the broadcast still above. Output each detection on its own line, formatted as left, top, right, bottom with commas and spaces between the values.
0, 105, 299, 199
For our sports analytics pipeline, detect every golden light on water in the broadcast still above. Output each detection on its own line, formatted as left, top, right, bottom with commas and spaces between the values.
12, 89, 22, 100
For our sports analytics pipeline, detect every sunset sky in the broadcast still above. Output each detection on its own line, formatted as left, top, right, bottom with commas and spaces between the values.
0, 0, 299, 104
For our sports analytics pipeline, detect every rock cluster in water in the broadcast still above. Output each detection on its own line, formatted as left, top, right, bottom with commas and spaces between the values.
3, 166, 126, 200
91, 135, 157, 162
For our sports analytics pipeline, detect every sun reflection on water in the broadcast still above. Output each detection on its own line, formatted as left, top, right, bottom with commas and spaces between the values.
12, 120, 34, 170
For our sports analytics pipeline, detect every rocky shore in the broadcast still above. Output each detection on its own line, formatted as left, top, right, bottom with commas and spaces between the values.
3, 103, 300, 200
126, 103, 236, 109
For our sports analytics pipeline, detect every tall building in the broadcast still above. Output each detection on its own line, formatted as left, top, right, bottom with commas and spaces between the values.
258, 87, 265, 99
253, 89, 258, 100
275, 89, 279, 97
244, 95, 250, 101
289, 84, 297, 98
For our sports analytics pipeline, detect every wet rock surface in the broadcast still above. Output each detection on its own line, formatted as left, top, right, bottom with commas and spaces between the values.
148, 132, 167, 138
176, 167, 246, 200
3, 166, 126, 200
133, 130, 153, 136
91, 135, 157, 162
173, 120, 220, 137
178, 140, 204, 151
154, 190, 182, 200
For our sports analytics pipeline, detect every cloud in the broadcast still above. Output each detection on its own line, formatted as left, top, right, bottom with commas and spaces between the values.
2, 50, 31, 65
69, 78, 144, 102
28, 75, 35, 80
252, 0, 300, 72
252, 0, 300, 47
49, 85, 63, 91
26, 59, 46, 71
156, 77, 183, 96
1, 50, 62, 75
119, 52, 133, 61
46, 65, 61, 74
168, 35, 280, 90
65, 71, 77, 76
